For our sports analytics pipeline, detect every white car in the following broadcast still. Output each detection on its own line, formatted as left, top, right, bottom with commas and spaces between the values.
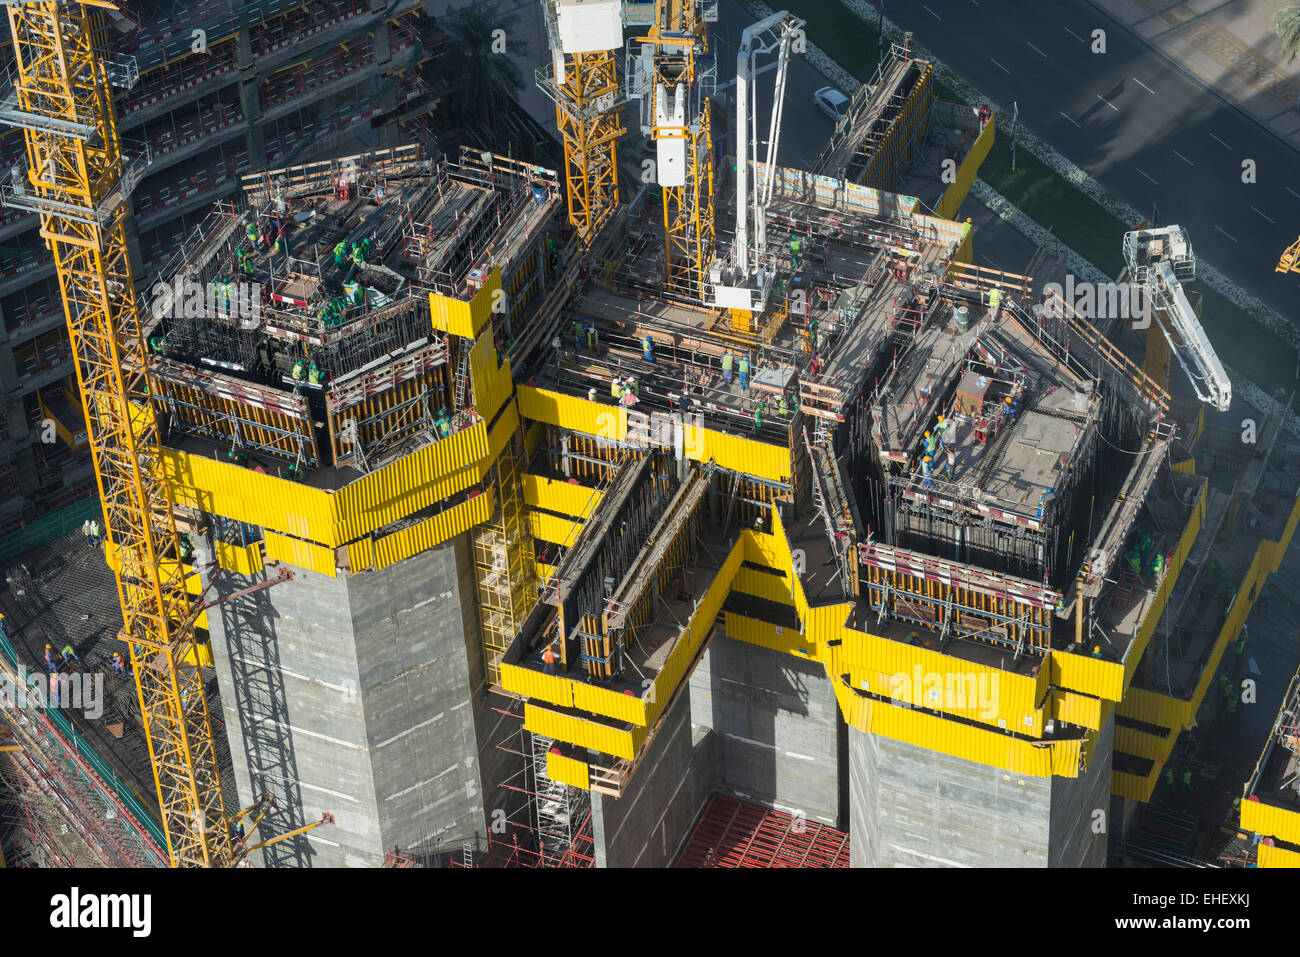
814, 86, 850, 122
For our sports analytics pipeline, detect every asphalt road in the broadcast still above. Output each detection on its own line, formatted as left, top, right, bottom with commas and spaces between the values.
878, 0, 1300, 325
712, 0, 839, 173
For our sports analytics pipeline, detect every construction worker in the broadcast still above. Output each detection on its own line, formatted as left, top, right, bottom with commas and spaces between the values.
542, 644, 557, 675
89, 520, 101, 545
246, 221, 258, 244
610, 376, 622, 400
789, 233, 802, 269
82, 519, 94, 546
44, 644, 57, 674
923, 430, 937, 457
1151, 550, 1166, 581
1181, 769, 1193, 792
436, 408, 451, 438
238, 248, 255, 279
60, 644, 78, 667
111, 651, 127, 678
273, 234, 286, 257
1164, 769, 1175, 789
149, 336, 165, 355
921, 455, 933, 490
334, 239, 349, 267
988, 284, 1003, 317
945, 445, 957, 480
352, 239, 366, 265
573, 318, 584, 350
738, 354, 751, 391
292, 358, 306, 382
621, 382, 636, 406
722, 351, 734, 385
629, 378, 638, 397
754, 399, 766, 433
1233, 627, 1247, 658
1002, 395, 1015, 419
778, 393, 789, 416
308, 362, 323, 385
642, 334, 654, 363
1090, 644, 1103, 658
586, 323, 598, 351
754, 509, 766, 532
178, 534, 194, 562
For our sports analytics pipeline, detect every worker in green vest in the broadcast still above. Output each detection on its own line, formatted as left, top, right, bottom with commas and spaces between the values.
753, 399, 765, 433
352, 240, 365, 265
778, 393, 789, 416
436, 408, 451, 437
988, 284, 1003, 316
610, 377, 622, 400
1181, 769, 1192, 792
722, 351, 734, 385
292, 359, 305, 381
586, 324, 598, 351
789, 233, 802, 269
246, 221, 258, 244
738, 355, 751, 391
1164, 769, 1175, 789
334, 240, 348, 267
308, 363, 322, 385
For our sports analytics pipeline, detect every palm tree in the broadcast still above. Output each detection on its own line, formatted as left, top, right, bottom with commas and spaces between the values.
1273, 3, 1300, 62
425, 1, 526, 132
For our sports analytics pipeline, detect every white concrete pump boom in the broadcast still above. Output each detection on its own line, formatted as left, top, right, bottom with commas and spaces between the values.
1122, 226, 1231, 413
734, 10, 803, 274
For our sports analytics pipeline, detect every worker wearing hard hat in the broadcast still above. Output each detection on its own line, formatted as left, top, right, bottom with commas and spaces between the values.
738, 355, 751, 391
722, 351, 734, 385
44, 644, 58, 673
988, 284, 1003, 317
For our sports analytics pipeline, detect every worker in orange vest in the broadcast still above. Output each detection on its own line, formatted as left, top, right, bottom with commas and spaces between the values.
542, 644, 557, 675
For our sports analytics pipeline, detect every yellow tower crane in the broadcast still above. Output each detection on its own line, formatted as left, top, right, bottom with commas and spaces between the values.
1278, 236, 1300, 274
635, 0, 716, 298
540, 0, 626, 248
1, 1, 324, 865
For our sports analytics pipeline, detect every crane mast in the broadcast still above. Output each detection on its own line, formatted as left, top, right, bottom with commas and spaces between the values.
1, 0, 233, 866
633, 0, 717, 298
540, 0, 626, 247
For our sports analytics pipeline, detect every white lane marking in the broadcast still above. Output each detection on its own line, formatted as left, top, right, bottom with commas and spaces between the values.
1135, 167, 1158, 185
1214, 225, 1238, 243
1096, 93, 1119, 112
1209, 132, 1232, 149
1060, 111, 1081, 128
1065, 26, 1085, 42
1251, 206, 1276, 224
1285, 186, 1300, 202
923, 4, 942, 19
1027, 41, 1047, 58
990, 57, 1011, 75
1133, 77, 1157, 95
1171, 149, 1194, 166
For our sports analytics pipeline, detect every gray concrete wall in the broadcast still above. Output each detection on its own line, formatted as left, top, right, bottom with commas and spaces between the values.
205, 533, 493, 867
849, 715, 1112, 868
690, 634, 841, 826
590, 689, 713, 868
1048, 713, 1113, 868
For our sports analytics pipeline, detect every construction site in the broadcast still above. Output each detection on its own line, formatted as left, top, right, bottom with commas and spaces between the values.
0, 0, 1298, 870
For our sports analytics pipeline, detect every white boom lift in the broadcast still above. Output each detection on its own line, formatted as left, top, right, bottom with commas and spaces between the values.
1122, 226, 1232, 412
707, 9, 804, 313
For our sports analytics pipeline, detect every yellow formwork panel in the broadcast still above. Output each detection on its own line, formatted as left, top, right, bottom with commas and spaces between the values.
546, 751, 591, 790
469, 329, 514, 422
683, 424, 791, 483
429, 265, 502, 339
516, 385, 622, 440
1241, 798, 1300, 847
1050, 689, 1103, 730
1050, 650, 1125, 703
488, 401, 521, 460
934, 112, 993, 221
528, 510, 583, 547
264, 531, 337, 577
724, 612, 816, 660
165, 421, 491, 548
214, 540, 264, 576
373, 491, 494, 570
522, 474, 604, 519
1114, 723, 1172, 765
534, 561, 557, 581
732, 566, 796, 605
1111, 769, 1155, 802
573, 682, 647, 726
500, 662, 575, 709
345, 535, 375, 574
524, 702, 644, 761
1258, 842, 1300, 868
1119, 687, 1189, 733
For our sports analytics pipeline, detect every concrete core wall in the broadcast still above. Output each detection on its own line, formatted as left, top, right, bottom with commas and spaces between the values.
849, 712, 1114, 868
690, 633, 842, 826
205, 533, 499, 867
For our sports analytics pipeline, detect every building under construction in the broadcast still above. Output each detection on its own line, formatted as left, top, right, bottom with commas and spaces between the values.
2, 0, 1299, 869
